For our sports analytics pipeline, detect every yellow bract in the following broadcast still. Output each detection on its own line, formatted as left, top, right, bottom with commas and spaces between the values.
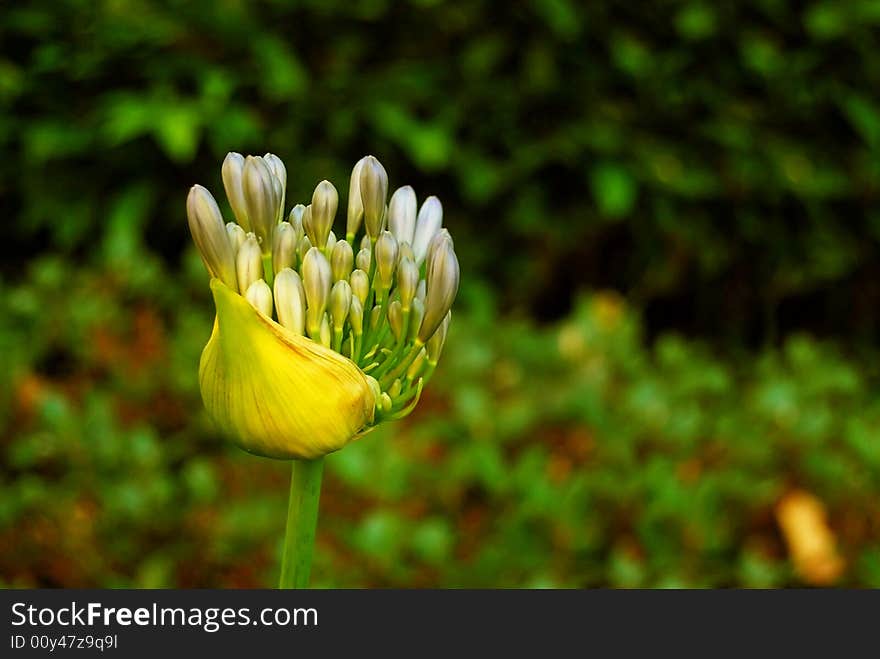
199, 279, 377, 460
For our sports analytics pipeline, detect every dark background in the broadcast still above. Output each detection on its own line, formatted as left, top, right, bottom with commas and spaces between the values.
1, 1, 878, 587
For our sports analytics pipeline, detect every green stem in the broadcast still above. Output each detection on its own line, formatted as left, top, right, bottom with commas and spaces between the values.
279, 458, 324, 589
262, 254, 275, 288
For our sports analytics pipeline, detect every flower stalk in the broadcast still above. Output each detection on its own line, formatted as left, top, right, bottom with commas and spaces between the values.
279, 458, 324, 589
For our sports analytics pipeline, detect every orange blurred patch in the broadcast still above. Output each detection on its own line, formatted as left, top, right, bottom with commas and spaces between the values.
565, 427, 595, 462
90, 305, 167, 375
677, 458, 702, 483
776, 490, 845, 586
547, 453, 572, 483
14, 373, 51, 419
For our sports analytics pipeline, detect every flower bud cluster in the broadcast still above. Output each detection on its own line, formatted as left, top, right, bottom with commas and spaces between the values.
187, 153, 459, 424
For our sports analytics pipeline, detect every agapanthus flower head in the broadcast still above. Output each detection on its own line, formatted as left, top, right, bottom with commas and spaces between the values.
187, 154, 459, 460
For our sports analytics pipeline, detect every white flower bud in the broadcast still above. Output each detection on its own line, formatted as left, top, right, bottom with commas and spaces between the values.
425, 229, 454, 279
302, 247, 332, 338
186, 185, 237, 288
356, 247, 371, 272
243, 155, 281, 250
274, 268, 306, 335
408, 297, 424, 342
306, 180, 338, 250
398, 241, 415, 263
221, 153, 250, 231
397, 256, 419, 312
329, 280, 352, 331
236, 233, 263, 294
288, 204, 306, 239
419, 231, 459, 342
375, 230, 399, 290
272, 221, 297, 274
359, 156, 388, 240
331, 239, 354, 282
226, 222, 246, 255
350, 269, 370, 305
263, 153, 287, 222
426, 311, 450, 363
388, 185, 417, 246
349, 296, 364, 336
413, 196, 442, 265
245, 279, 273, 317
347, 156, 368, 240
298, 234, 313, 264
388, 300, 404, 341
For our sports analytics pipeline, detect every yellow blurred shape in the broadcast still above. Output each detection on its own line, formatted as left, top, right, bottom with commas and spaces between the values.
593, 291, 624, 330
776, 490, 845, 586
557, 324, 585, 360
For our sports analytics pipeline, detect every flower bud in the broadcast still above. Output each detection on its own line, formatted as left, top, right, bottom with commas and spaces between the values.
419, 231, 459, 342
406, 348, 427, 381
350, 269, 370, 305
388, 185, 417, 246
226, 222, 247, 255
200, 279, 376, 460
388, 300, 404, 341
425, 228, 454, 273
426, 311, 450, 363
263, 153, 287, 222
186, 185, 237, 288
388, 378, 402, 398
272, 221, 297, 274
356, 246, 371, 272
331, 239, 354, 282
349, 296, 364, 336
370, 304, 383, 330
222, 153, 250, 231
347, 156, 368, 240
320, 313, 331, 347
306, 180, 338, 250
413, 196, 442, 265
298, 234, 313, 264
302, 247, 331, 338
398, 241, 415, 263
361, 235, 371, 253
236, 233, 263, 294
329, 280, 352, 331
245, 279, 273, 317
416, 279, 426, 303
408, 297, 425, 342
289, 204, 306, 238
274, 268, 306, 335
375, 230, 399, 290
397, 256, 419, 312
359, 156, 388, 240
326, 230, 337, 252
243, 155, 281, 250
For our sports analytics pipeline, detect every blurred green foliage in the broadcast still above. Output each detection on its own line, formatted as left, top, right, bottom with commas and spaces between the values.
1, 260, 879, 586
1, 1, 879, 587
4, 0, 880, 336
